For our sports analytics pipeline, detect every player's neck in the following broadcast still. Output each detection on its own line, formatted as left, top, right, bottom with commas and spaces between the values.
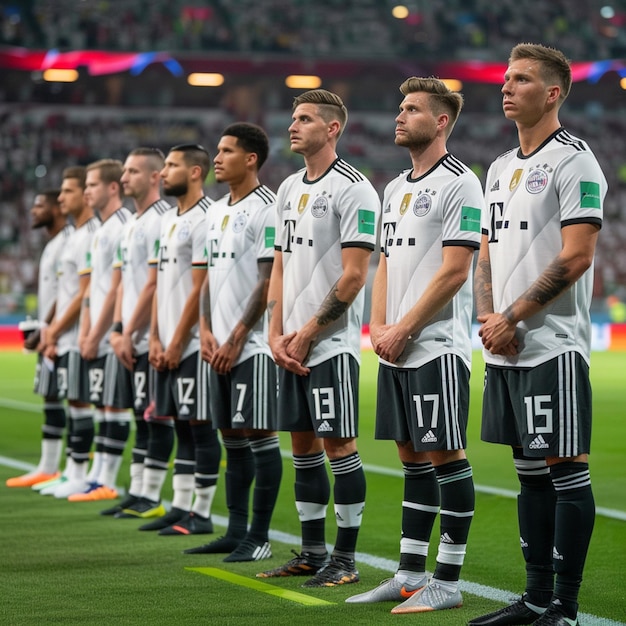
176, 190, 205, 214
303, 145, 337, 181
516, 115, 561, 156
228, 176, 260, 204
73, 206, 94, 228
46, 217, 67, 239
98, 200, 123, 222
408, 142, 447, 179
133, 192, 161, 216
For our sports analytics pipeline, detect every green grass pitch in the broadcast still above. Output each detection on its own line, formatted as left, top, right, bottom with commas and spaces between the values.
0, 349, 624, 625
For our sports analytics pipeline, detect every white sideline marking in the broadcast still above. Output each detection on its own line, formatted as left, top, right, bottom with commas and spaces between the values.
0, 452, 624, 625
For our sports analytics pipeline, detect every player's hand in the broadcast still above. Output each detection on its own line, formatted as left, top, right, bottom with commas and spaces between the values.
210, 336, 243, 375
200, 328, 218, 364
270, 331, 310, 376
369, 323, 389, 354
111, 332, 135, 371
163, 342, 183, 370
149, 338, 166, 371
477, 313, 519, 356
285, 331, 314, 371
373, 324, 410, 364
80, 332, 99, 361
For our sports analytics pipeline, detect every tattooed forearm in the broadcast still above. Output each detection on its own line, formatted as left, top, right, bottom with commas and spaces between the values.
200, 282, 211, 329
316, 281, 349, 327
474, 257, 494, 317
521, 257, 570, 306
267, 300, 276, 323
241, 277, 270, 329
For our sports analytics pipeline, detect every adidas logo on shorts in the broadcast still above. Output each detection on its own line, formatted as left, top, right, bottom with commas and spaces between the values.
233, 412, 245, 423
529, 434, 549, 450
318, 421, 333, 433
421, 430, 437, 443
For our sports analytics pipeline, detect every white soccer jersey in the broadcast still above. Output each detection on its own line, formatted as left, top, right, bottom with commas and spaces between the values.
55, 216, 100, 356
483, 128, 606, 368
156, 197, 211, 359
380, 154, 483, 370
275, 158, 380, 367
38, 225, 74, 321
88, 207, 133, 357
115, 199, 172, 355
207, 185, 275, 365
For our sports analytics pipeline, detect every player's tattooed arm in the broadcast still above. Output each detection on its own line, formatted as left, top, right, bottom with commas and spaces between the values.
474, 255, 494, 318
316, 280, 349, 327
200, 276, 211, 330
240, 262, 272, 330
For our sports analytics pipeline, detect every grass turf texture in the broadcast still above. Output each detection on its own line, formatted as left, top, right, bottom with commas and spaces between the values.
1, 349, 625, 625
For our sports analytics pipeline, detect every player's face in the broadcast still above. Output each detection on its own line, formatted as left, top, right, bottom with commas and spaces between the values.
395, 92, 438, 149
30, 195, 54, 230
84, 168, 110, 212
213, 135, 250, 184
288, 103, 331, 156
121, 155, 152, 199
58, 177, 85, 217
502, 59, 553, 126
160, 151, 189, 197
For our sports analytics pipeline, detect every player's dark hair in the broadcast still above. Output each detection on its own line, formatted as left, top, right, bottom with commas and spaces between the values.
38, 189, 61, 206
62, 166, 86, 189
87, 159, 124, 198
293, 89, 348, 137
169, 144, 212, 180
399, 76, 464, 138
221, 123, 270, 170
510, 43, 572, 101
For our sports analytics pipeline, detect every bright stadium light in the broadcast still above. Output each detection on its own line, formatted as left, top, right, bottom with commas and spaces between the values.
285, 75, 322, 89
392, 5, 410, 19
42, 68, 78, 82
187, 72, 224, 87
620, 77, 626, 90
441, 78, 463, 92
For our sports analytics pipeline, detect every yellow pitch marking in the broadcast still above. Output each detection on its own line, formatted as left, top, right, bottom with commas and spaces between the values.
186, 567, 335, 606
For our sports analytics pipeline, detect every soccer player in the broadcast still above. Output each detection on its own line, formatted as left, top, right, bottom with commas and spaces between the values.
68, 159, 133, 501
185, 123, 282, 561
6, 190, 73, 488
143, 144, 221, 535
38, 166, 100, 498
258, 90, 380, 586
346, 77, 482, 612
469, 44, 606, 626
101, 148, 174, 517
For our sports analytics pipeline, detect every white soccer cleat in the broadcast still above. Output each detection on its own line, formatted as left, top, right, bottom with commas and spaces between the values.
346, 574, 429, 603
391, 580, 463, 613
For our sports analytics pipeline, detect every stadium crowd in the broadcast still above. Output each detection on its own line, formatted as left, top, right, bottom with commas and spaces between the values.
2, 0, 626, 60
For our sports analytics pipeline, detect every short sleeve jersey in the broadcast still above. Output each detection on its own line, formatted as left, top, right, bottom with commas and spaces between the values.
206, 185, 275, 366
482, 128, 606, 368
88, 207, 132, 357
381, 154, 483, 370
38, 225, 74, 321
275, 158, 380, 367
115, 199, 172, 355
55, 216, 100, 356
156, 197, 211, 359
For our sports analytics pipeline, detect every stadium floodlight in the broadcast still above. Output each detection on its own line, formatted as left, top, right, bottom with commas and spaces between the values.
42, 68, 78, 82
187, 73, 225, 87
285, 75, 322, 89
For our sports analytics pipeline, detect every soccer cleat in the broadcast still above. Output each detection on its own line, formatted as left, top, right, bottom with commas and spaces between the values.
468, 594, 546, 625
223, 538, 272, 563
35, 475, 67, 494
115, 498, 166, 520
137, 507, 186, 530
158, 512, 213, 536
67, 485, 118, 502
391, 581, 462, 613
533, 605, 578, 626
184, 535, 243, 555
345, 574, 429, 603
53, 478, 90, 499
6, 471, 60, 488
302, 557, 359, 588
256, 549, 328, 578
100, 494, 140, 516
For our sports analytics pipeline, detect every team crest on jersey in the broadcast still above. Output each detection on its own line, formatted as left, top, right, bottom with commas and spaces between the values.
177, 221, 192, 241
509, 169, 523, 191
413, 193, 432, 217
311, 195, 328, 218
399, 193, 412, 215
134, 226, 146, 243
232, 212, 247, 232
297, 194, 309, 214
525, 167, 549, 194
221, 215, 229, 231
